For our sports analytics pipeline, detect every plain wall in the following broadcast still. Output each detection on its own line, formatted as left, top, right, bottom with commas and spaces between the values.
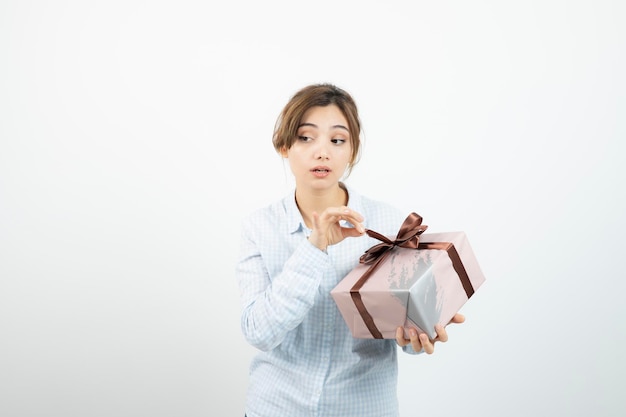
1, 1, 624, 416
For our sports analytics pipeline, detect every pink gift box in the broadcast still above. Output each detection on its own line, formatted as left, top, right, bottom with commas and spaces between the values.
331, 213, 486, 340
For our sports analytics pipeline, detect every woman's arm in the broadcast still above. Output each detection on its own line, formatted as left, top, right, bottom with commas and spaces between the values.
236, 218, 329, 351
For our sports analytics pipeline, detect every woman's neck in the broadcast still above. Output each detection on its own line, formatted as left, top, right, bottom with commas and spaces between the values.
295, 183, 348, 229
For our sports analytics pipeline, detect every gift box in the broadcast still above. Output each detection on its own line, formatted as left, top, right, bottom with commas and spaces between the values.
331, 213, 485, 340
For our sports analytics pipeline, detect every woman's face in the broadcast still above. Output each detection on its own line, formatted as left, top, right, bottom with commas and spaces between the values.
281, 104, 352, 192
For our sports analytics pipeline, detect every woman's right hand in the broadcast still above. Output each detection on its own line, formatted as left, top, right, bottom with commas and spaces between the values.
307, 206, 365, 251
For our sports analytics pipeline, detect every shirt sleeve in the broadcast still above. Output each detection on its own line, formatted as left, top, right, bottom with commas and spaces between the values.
236, 216, 330, 351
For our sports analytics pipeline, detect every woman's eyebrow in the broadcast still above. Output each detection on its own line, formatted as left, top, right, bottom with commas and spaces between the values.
297, 122, 349, 132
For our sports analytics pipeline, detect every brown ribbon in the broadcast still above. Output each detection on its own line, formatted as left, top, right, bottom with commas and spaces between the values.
350, 213, 427, 339
349, 213, 475, 338
417, 242, 475, 299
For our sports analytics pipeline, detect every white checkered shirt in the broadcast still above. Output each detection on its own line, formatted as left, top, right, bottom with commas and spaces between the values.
237, 184, 419, 417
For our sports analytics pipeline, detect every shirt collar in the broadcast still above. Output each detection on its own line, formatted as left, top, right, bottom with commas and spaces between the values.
284, 190, 304, 234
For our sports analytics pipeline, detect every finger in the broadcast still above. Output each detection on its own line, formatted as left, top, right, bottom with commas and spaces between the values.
343, 217, 365, 234
338, 207, 364, 222
328, 207, 365, 231
419, 333, 435, 354
395, 327, 409, 347
408, 328, 423, 352
434, 324, 448, 343
342, 226, 365, 238
318, 212, 347, 228
450, 313, 465, 324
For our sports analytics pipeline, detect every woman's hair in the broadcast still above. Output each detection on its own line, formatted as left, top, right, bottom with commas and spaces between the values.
273, 83, 362, 175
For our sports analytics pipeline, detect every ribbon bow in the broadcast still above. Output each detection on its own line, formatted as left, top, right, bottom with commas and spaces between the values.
359, 212, 428, 264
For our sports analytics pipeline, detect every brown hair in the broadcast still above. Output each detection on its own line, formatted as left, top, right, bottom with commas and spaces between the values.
272, 83, 362, 176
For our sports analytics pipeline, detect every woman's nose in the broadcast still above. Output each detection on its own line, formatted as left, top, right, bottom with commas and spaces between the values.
316, 143, 329, 160
317, 150, 329, 160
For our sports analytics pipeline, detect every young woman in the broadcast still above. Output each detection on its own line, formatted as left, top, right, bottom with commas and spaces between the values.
236, 83, 464, 417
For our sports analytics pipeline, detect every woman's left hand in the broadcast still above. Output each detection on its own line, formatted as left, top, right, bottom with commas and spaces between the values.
395, 313, 465, 354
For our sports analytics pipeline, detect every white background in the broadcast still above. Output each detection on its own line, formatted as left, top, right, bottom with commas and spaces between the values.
1, 1, 624, 416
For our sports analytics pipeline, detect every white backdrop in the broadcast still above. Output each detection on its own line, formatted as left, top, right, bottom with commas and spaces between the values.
1, 1, 624, 416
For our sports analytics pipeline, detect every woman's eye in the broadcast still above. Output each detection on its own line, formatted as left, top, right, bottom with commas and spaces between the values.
298, 135, 313, 142
331, 138, 346, 145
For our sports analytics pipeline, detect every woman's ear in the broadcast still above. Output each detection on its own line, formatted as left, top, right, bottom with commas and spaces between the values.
279, 147, 289, 158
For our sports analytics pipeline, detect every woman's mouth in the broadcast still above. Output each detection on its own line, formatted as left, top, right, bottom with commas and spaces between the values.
311, 166, 331, 177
